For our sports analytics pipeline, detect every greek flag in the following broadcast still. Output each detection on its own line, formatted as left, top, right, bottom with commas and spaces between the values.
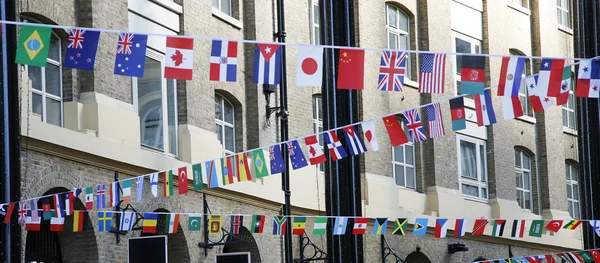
136, 176, 144, 202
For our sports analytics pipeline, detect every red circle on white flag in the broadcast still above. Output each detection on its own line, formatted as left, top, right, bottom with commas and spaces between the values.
302, 58, 318, 75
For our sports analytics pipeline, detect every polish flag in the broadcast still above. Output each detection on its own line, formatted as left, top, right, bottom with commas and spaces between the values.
297, 45, 323, 87
165, 37, 194, 80
304, 135, 326, 165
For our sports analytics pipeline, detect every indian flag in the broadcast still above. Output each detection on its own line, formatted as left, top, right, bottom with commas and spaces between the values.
165, 213, 180, 233
313, 217, 328, 235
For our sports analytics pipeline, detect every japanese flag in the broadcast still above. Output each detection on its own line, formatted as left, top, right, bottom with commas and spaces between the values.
296, 45, 323, 87
360, 120, 379, 151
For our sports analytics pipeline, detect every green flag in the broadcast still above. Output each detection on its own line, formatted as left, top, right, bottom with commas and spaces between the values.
16, 26, 52, 66
313, 217, 327, 235
192, 163, 203, 190
188, 214, 201, 231
392, 218, 408, 235
528, 220, 544, 237
252, 149, 268, 178
578, 251, 594, 262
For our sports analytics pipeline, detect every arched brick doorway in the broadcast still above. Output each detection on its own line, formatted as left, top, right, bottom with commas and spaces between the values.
140, 208, 190, 263
25, 187, 98, 262
405, 251, 432, 263
222, 226, 262, 263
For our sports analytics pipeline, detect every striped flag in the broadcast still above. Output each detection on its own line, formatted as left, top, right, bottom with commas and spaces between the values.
110, 182, 120, 207
426, 103, 445, 138
454, 219, 466, 237
122, 179, 131, 205
313, 217, 327, 235
492, 219, 506, 237
53, 194, 65, 218
164, 171, 173, 197
136, 176, 144, 202
342, 126, 367, 156
497, 56, 525, 96
419, 53, 446, 93
72, 211, 87, 232
511, 219, 525, 238
474, 89, 497, 126
165, 213, 180, 234
333, 217, 348, 235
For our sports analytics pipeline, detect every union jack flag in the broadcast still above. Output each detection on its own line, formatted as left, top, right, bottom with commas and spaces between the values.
378, 51, 407, 92
67, 29, 86, 49
116, 33, 134, 55
403, 109, 426, 142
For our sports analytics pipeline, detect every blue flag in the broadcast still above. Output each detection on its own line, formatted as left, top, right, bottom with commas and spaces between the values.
269, 144, 286, 174
286, 140, 308, 170
64, 29, 100, 70
98, 211, 113, 232
114, 33, 147, 77
413, 218, 428, 236
252, 43, 282, 84
205, 160, 220, 188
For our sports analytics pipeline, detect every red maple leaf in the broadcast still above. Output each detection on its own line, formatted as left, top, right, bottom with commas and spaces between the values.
170, 50, 184, 66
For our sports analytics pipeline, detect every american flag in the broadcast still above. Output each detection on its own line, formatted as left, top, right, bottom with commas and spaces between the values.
403, 109, 427, 142
426, 103, 446, 138
419, 53, 446, 93
378, 51, 407, 92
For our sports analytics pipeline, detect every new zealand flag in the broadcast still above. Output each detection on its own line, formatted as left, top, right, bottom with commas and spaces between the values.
64, 29, 100, 70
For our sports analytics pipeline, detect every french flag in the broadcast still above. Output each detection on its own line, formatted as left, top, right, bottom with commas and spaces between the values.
501, 96, 523, 120
474, 89, 497, 126
53, 194, 65, 218
537, 58, 565, 97
497, 57, 525, 96
252, 43, 281, 84
342, 126, 367, 156
576, 59, 600, 98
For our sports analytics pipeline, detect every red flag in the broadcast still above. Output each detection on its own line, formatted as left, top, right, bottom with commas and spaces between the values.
545, 220, 563, 233
382, 115, 408, 147
337, 49, 365, 90
178, 166, 188, 195
556, 91, 570, 106
545, 254, 556, 263
471, 219, 488, 236
3, 202, 15, 224
590, 249, 600, 263
352, 217, 368, 235
165, 37, 194, 80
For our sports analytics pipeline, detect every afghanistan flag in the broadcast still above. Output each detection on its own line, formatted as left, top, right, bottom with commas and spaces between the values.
460, 55, 486, 95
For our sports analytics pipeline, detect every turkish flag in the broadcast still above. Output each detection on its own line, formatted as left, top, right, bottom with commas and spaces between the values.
591, 250, 600, 263
337, 49, 365, 90
178, 167, 188, 195
545, 220, 563, 233
382, 115, 408, 147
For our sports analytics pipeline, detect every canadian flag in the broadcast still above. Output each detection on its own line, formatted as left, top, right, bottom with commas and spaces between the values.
360, 120, 379, 151
296, 45, 323, 87
304, 135, 326, 165
165, 37, 194, 80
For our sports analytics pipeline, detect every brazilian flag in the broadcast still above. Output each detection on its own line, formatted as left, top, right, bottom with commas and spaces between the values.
16, 26, 52, 66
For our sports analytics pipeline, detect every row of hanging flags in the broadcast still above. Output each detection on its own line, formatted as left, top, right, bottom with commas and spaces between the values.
478, 249, 600, 263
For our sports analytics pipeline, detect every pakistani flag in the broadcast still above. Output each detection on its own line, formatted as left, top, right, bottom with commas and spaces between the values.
313, 217, 327, 235
16, 26, 52, 66
253, 149, 268, 178
528, 220, 544, 237
188, 214, 201, 231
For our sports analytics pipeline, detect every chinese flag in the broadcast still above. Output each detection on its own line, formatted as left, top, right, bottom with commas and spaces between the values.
337, 48, 365, 90
382, 115, 408, 147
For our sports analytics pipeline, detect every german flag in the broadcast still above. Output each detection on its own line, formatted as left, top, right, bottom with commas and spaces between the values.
292, 216, 306, 235
563, 220, 582, 230
392, 218, 407, 235
72, 211, 87, 232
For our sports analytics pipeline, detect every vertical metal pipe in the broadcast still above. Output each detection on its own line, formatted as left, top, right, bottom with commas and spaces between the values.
1, 0, 12, 260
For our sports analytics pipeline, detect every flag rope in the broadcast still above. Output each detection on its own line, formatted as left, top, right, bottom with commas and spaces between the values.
0, 20, 596, 61
473, 248, 600, 263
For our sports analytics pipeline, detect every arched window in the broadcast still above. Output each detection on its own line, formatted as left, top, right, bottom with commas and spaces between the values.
386, 4, 411, 78
29, 32, 63, 127
566, 162, 580, 219
215, 93, 235, 155
515, 148, 533, 211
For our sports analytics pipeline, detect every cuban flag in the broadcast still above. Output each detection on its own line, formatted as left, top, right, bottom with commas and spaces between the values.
210, 40, 238, 82
474, 89, 497, 126
497, 56, 525, 96
252, 43, 281, 84
576, 59, 600, 98
53, 194, 65, 218
342, 126, 367, 156
378, 51, 407, 92
323, 131, 347, 161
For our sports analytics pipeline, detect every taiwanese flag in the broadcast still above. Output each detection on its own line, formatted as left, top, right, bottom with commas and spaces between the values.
538, 58, 565, 97
449, 97, 466, 131
337, 49, 365, 90
382, 115, 408, 147
460, 55, 486, 95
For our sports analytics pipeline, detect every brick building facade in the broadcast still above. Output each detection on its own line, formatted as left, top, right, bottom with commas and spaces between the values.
14, 0, 581, 262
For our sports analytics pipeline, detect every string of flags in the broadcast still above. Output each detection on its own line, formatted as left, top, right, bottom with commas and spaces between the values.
475, 249, 600, 263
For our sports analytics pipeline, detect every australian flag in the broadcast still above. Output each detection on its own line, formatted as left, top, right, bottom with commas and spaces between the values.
114, 33, 148, 77
269, 144, 286, 174
64, 29, 100, 70
253, 43, 281, 84
287, 140, 308, 170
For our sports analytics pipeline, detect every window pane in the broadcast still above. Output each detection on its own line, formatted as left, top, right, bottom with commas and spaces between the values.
46, 98, 61, 126
573, 184, 579, 201
568, 112, 575, 128
32, 93, 42, 116
567, 184, 572, 199
317, 98, 322, 121
314, 30, 320, 45
387, 7, 397, 27
573, 166, 579, 181
216, 124, 223, 145
562, 109, 568, 127
460, 140, 477, 179
406, 167, 415, 188
461, 184, 479, 197
221, 0, 231, 15
167, 80, 177, 155
313, 3, 320, 24
388, 33, 398, 50
524, 172, 531, 190
523, 154, 531, 170
225, 126, 234, 152
28, 66, 42, 91
138, 58, 163, 150
212, 0, 218, 8
398, 12, 409, 32
48, 36, 60, 62
574, 203, 580, 218
399, 35, 409, 50
516, 172, 523, 188
515, 151, 521, 168
394, 165, 405, 186
479, 144, 486, 181
224, 101, 234, 124
524, 193, 531, 210
481, 188, 488, 199
45, 64, 61, 97
406, 145, 414, 164
455, 38, 471, 73
215, 96, 223, 120
568, 201, 574, 217
566, 164, 571, 179
393, 146, 404, 163
516, 189, 523, 207
557, 8, 562, 25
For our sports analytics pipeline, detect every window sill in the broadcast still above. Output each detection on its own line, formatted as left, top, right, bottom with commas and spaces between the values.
404, 79, 418, 90
516, 115, 536, 124
150, 0, 183, 14
563, 126, 578, 136
396, 185, 417, 191
142, 145, 179, 159
506, 3, 530, 16
212, 8, 243, 30
462, 195, 489, 204
557, 25, 574, 35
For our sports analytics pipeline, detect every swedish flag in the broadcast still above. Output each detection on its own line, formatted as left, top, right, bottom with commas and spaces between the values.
16, 26, 52, 66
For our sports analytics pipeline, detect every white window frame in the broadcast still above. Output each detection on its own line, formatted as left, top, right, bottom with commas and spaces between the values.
562, 91, 577, 133
457, 134, 488, 202
132, 50, 178, 157
215, 93, 236, 156
557, 0, 572, 30
515, 149, 533, 211
392, 130, 416, 189
213, 0, 232, 17
507, 0, 529, 9
312, 95, 324, 172
566, 162, 580, 219
452, 32, 481, 106
310, 0, 320, 45
28, 33, 63, 127
386, 4, 411, 79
